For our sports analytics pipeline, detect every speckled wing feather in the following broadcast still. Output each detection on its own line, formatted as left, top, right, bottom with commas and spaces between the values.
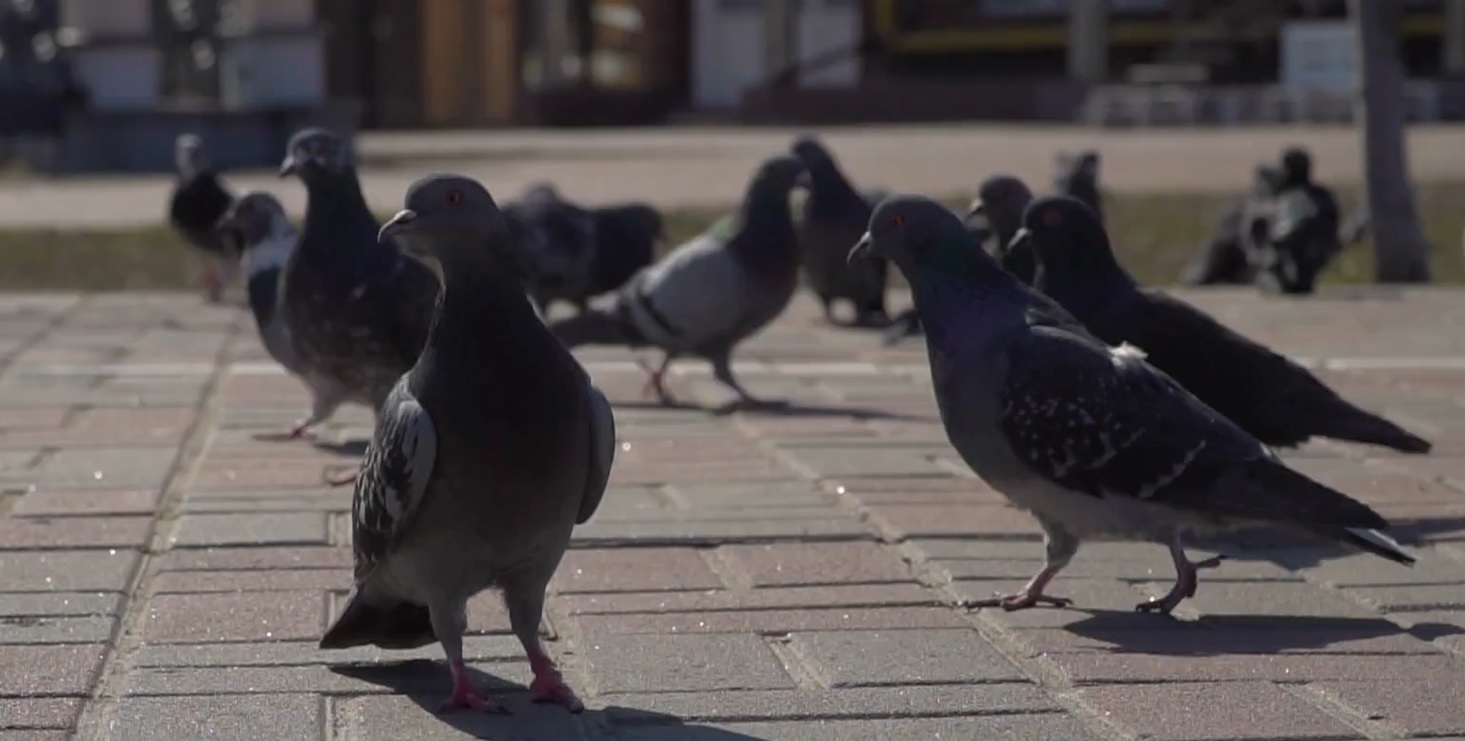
350, 378, 438, 582
577, 383, 617, 525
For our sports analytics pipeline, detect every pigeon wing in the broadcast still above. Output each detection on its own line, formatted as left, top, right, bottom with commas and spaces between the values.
577, 382, 617, 525
623, 231, 753, 349
350, 380, 438, 583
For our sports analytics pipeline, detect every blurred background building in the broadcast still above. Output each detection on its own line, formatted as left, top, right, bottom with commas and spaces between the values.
3, 0, 1465, 171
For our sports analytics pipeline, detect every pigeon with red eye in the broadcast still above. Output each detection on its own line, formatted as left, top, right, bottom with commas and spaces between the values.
167, 133, 238, 302
548, 154, 806, 411
276, 128, 440, 484
850, 194, 1412, 615
321, 174, 615, 716
1014, 195, 1432, 455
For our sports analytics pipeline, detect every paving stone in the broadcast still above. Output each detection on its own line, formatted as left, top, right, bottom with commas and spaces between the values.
0, 516, 152, 550
336, 692, 594, 741
1147, 581, 1386, 621
717, 542, 912, 587
776, 448, 949, 478
108, 694, 321, 741
33, 448, 178, 490
132, 635, 524, 668
0, 550, 139, 591
560, 584, 940, 615
867, 504, 1044, 539
0, 593, 121, 617
0, 731, 70, 740
1044, 651, 1463, 685
143, 591, 326, 643
0, 698, 82, 729
1314, 676, 1465, 737
0, 615, 114, 645
571, 516, 868, 544
599, 684, 1063, 721
612, 715, 1099, 741
0, 645, 106, 696
154, 546, 350, 571
582, 634, 795, 693
168, 513, 330, 547
11, 489, 160, 517
1076, 682, 1363, 741
788, 629, 1027, 687
124, 660, 533, 696
575, 606, 969, 635
552, 548, 724, 593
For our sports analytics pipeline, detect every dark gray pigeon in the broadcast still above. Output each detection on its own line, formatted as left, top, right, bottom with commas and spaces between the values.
1054, 150, 1103, 223
548, 155, 806, 411
277, 128, 441, 484
503, 183, 599, 316
167, 133, 238, 302
850, 194, 1412, 613
1181, 163, 1282, 287
1013, 195, 1432, 455
790, 136, 889, 327
217, 191, 353, 440
883, 176, 1035, 347
320, 174, 615, 715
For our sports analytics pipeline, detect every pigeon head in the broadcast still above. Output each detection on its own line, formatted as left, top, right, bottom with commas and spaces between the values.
1280, 146, 1312, 186
220, 191, 290, 247
790, 136, 834, 168
380, 174, 524, 279
1009, 195, 1120, 283
175, 134, 207, 176
970, 175, 1034, 242
280, 128, 353, 181
1253, 163, 1283, 198
850, 195, 999, 280
751, 154, 808, 195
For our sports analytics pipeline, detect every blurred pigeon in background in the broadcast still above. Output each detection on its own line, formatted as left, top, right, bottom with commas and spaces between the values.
549, 155, 806, 411
167, 133, 238, 302
504, 183, 599, 316
217, 191, 352, 442
277, 128, 440, 484
790, 135, 889, 327
1014, 195, 1433, 455
1181, 163, 1282, 286
850, 194, 1413, 614
1054, 149, 1103, 224
321, 174, 614, 715
587, 201, 663, 300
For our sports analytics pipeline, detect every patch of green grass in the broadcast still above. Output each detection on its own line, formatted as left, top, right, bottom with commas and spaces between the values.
1, 184, 1461, 291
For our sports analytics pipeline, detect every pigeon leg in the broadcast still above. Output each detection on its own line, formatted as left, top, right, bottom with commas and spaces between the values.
201, 263, 223, 303
711, 354, 787, 412
505, 583, 584, 713
431, 601, 507, 714
1135, 535, 1227, 615
635, 354, 677, 404
324, 467, 360, 487
254, 385, 345, 442
962, 519, 1076, 611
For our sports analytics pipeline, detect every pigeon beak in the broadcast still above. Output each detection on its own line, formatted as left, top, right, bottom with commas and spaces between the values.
847, 232, 873, 265
1007, 227, 1033, 252
969, 202, 987, 218
278, 154, 297, 178
379, 209, 417, 243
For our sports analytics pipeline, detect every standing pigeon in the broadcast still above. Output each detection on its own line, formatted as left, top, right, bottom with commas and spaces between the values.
504, 184, 599, 316
1013, 195, 1432, 454
167, 133, 238, 302
587, 201, 663, 301
882, 176, 1035, 346
1054, 150, 1103, 223
277, 128, 440, 483
217, 191, 352, 441
790, 136, 889, 327
321, 174, 615, 715
548, 155, 806, 410
849, 194, 1412, 613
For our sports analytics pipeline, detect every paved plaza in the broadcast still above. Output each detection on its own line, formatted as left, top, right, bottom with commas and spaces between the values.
0, 288, 1461, 739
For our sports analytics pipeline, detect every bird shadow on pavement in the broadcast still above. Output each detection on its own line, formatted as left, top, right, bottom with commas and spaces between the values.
610, 397, 931, 423
1060, 610, 1464, 655
329, 661, 772, 740
309, 438, 370, 457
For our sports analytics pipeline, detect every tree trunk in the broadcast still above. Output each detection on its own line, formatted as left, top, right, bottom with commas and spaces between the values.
1350, 0, 1432, 282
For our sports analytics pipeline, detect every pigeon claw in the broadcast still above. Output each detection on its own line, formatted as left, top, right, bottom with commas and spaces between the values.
529, 672, 585, 714
436, 688, 510, 715
963, 591, 1073, 612
253, 422, 314, 442
324, 467, 360, 487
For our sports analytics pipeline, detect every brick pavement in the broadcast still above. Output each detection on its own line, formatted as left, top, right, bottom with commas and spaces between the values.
0, 288, 1464, 739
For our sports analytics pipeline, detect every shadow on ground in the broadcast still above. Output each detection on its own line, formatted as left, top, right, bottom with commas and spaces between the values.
1059, 610, 1464, 655
331, 662, 770, 740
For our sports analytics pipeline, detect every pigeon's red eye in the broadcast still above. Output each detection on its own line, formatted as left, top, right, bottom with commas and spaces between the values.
1043, 209, 1064, 228
446, 190, 464, 207
888, 214, 905, 228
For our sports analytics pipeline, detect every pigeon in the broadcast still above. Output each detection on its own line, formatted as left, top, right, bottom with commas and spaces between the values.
277, 128, 440, 483
504, 184, 599, 316
1054, 150, 1103, 223
548, 154, 806, 410
1181, 164, 1282, 287
1253, 146, 1346, 295
882, 176, 1034, 346
849, 194, 1413, 614
167, 134, 238, 302
320, 174, 614, 714
216, 191, 353, 441
587, 202, 663, 299
1012, 195, 1433, 455
790, 136, 889, 327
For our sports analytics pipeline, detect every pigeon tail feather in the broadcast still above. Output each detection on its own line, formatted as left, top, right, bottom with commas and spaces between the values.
319, 589, 436, 650
1335, 527, 1416, 565
1311, 406, 1433, 454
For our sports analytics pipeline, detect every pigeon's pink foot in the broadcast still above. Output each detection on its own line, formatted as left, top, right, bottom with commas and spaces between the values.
1135, 553, 1224, 615
201, 266, 224, 303
438, 660, 509, 715
324, 466, 359, 487
963, 590, 1073, 612
253, 421, 313, 442
528, 651, 584, 713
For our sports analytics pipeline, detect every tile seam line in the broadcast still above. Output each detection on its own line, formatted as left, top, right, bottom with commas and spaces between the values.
73, 309, 245, 740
